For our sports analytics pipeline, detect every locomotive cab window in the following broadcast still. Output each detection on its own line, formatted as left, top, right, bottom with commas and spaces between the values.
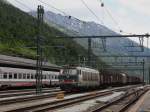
63, 69, 77, 75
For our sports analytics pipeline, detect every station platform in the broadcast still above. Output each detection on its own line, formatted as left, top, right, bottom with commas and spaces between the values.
129, 89, 150, 112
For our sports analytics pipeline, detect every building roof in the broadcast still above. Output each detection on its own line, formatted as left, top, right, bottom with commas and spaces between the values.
0, 54, 61, 71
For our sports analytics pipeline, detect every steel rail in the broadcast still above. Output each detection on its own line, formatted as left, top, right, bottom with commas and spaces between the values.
0, 87, 59, 94
0, 91, 63, 105
4, 85, 141, 112
118, 89, 148, 112
7, 91, 112, 112
89, 87, 149, 112
0, 89, 60, 98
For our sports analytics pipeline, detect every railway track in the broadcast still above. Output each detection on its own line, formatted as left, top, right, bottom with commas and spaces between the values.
0, 86, 136, 105
88, 86, 149, 112
0, 88, 60, 98
0, 87, 59, 94
0, 90, 64, 105
2, 85, 142, 112
5, 91, 113, 112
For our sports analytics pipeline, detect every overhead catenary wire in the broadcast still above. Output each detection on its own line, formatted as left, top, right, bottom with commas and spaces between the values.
12, 1, 87, 33
80, 0, 103, 24
37, 0, 77, 34
13, 0, 134, 35
99, 0, 122, 33
104, 7, 123, 33
98, 0, 132, 34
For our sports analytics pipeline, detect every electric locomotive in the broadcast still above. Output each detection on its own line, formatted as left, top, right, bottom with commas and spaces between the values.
59, 66, 100, 91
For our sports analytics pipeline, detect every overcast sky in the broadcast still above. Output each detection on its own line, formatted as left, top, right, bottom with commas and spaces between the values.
7, 0, 150, 47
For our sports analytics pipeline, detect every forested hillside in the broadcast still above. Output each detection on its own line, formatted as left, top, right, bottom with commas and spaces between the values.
0, 0, 105, 67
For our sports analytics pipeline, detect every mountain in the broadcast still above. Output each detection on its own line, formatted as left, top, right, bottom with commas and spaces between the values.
0, 0, 105, 66
30, 11, 150, 58
30, 11, 150, 81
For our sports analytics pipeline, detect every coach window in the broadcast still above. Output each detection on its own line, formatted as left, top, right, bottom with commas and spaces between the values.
31, 74, 34, 79
23, 73, 26, 79
18, 73, 22, 79
14, 73, 17, 79
3, 72, 7, 79
55, 76, 57, 79
9, 73, 13, 79
45, 74, 47, 79
27, 74, 30, 79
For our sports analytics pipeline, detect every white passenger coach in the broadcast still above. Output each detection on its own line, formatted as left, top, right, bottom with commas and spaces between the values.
0, 67, 59, 88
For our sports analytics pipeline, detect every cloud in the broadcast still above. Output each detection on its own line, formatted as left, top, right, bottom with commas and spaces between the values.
118, 0, 150, 16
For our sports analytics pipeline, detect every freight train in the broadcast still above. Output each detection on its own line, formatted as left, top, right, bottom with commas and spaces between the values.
59, 66, 142, 91
0, 67, 59, 88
